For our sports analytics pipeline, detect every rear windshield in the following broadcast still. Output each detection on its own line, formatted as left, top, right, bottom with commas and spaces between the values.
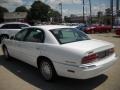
51, 28, 90, 44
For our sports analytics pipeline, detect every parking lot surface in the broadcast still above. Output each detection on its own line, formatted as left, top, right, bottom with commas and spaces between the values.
0, 33, 120, 90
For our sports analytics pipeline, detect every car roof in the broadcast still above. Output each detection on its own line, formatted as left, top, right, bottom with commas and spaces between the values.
0, 22, 29, 25
0, 22, 30, 27
32, 25, 72, 31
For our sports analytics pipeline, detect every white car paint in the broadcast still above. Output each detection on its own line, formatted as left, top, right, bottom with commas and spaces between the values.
2, 25, 118, 80
0, 22, 30, 37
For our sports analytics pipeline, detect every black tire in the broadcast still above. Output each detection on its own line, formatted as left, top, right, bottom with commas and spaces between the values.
2, 46, 10, 60
38, 59, 57, 81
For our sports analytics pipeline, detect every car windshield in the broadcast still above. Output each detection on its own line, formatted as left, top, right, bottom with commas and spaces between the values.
51, 28, 90, 44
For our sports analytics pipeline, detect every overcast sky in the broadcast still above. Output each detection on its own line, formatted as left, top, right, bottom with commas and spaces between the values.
0, 0, 118, 16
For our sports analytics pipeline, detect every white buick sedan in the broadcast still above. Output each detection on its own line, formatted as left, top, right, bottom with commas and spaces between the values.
1, 25, 118, 81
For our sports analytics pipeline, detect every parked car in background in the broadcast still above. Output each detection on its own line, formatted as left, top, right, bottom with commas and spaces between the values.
2, 25, 117, 81
115, 28, 120, 35
0, 22, 30, 42
95, 25, 112, 33
84, 24, 112, 34
72, 24, 88, 32
103, 25, 112, 32
84, 25, 96, 34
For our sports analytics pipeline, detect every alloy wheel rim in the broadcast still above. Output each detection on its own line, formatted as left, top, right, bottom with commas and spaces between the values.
41, 62, 52, 80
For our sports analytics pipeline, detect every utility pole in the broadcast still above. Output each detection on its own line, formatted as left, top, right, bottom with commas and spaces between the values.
89, 0, 92, 24
116, 0, 119, 16
116, 0, 119, 25
110, 0, 114, 28
83, 0, 85, 23
59, 3, 62, 23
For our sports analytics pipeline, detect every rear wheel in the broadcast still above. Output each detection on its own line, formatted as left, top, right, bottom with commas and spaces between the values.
3, 46, 10, 60
38, 59, 57, 81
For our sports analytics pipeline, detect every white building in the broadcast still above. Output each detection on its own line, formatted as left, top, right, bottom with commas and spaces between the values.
4, 12, 27, 22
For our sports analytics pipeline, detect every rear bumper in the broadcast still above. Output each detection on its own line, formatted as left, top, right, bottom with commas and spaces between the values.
76, 54, 118, 79
54, 54, 118, 79
76, 57, 117, 79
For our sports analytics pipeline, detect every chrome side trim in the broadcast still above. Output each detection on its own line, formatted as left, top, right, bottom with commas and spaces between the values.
53, 61, 79, 67
79, 65, 97, 69
53, 61, 96, 69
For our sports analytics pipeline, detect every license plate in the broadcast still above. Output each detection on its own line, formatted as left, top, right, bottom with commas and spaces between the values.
98, 52, 106, 58
98, 50, 109, 58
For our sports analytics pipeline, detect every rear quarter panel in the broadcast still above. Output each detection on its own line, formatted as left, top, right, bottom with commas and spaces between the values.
41, 44, 83, 66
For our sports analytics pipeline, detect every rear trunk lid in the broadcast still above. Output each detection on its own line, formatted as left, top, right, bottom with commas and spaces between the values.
62, 39, 114, 56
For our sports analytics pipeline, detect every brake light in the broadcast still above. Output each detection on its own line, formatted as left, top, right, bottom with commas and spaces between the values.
82, 48, 114, 64
82, 54, 97, 64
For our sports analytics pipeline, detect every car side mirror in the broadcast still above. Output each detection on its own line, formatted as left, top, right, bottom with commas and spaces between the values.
10, 36, 14, 40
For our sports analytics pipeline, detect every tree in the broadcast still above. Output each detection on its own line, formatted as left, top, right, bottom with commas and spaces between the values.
27, 1, 50, 21
14, 6, 28, 12
104, 8, 112, 25
48, 9, 60, 18
105, 8, 112, 16
48, 9, 61, 22
97, 11, 103, 24
0, 6, 8, 23
97, 11, 103, 18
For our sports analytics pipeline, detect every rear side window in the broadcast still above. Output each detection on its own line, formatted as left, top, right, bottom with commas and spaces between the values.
25, 28, 44, 43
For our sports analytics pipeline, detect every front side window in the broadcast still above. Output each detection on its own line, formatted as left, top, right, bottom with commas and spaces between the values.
1, 24, 20, 29
51, 28, 90, 44
15, 29, 28, 41
25, 29, 44, 43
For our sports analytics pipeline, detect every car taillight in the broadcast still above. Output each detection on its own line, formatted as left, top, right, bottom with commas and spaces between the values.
109, 48, 114, 54
82, 54, 97, 64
